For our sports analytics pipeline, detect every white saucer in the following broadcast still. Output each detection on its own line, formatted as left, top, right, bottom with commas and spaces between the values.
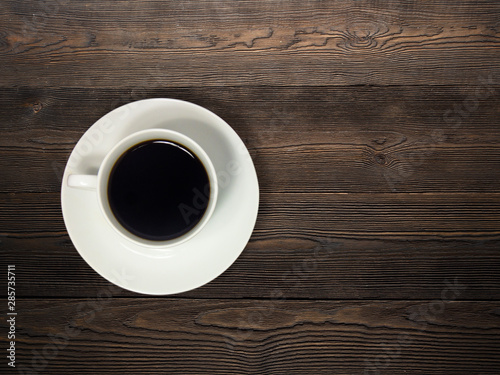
61, 99, 259, 295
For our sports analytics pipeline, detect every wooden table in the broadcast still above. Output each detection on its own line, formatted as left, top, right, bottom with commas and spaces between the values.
1, 1, 499, 374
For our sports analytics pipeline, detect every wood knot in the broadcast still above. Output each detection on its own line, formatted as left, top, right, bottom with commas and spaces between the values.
375, 153, 386, 165
347, 33, 376, 48
32, 101, 43, 113
373, 137, 387, 145
343, 19, 389, 50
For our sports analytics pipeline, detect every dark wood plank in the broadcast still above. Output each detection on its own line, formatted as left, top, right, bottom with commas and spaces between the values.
1, 86, 499, 194
3, 299, 499, 374
3, 193, 500, 236
0, 1, 499, 87
1, 192, 499, 298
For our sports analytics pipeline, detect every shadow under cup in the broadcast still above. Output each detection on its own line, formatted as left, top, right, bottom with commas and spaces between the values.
97, 129, 218, 248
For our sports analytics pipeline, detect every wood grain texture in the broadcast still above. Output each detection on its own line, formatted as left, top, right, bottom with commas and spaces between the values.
1, 192, 498, 298
0, 1, 499, 87
2, 299, 499, 374
1, 85, 499, 194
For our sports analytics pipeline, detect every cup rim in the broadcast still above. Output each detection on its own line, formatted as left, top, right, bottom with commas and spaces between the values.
96, 128, 219, 248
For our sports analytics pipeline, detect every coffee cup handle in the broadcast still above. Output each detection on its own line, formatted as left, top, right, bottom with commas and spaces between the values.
67, 175, 98, 190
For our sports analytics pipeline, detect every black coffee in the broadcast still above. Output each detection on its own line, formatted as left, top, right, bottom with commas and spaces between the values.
108, 140, 210, 241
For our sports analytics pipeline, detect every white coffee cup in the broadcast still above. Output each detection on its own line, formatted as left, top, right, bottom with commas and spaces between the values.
67, 128, 218, 248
